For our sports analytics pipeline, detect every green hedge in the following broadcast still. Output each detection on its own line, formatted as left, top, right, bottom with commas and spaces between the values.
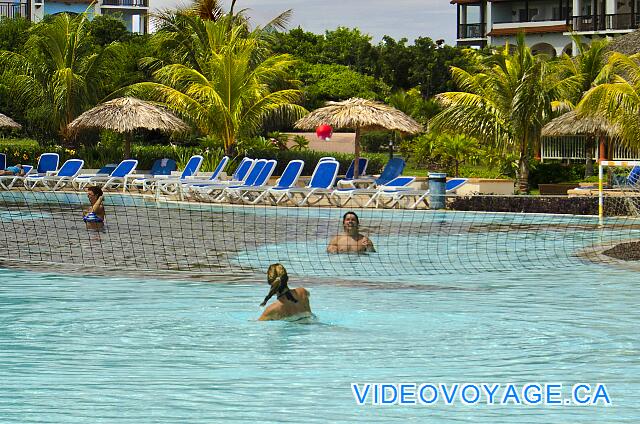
0, 138, 390, 176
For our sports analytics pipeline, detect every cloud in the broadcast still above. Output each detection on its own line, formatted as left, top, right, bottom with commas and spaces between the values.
214, 0, 457, 45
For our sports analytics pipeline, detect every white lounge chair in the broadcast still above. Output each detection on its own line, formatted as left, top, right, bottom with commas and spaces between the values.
0, 165, 33, 190
331, 176, 416, 208
241, 160, 305, 205
85, 159, 139, 191
215, 159, 277, 203
401, 178, 468, 209
24, 159, 84, 191
150, 155, 204, 195
276, 159, 339, 206
186, 157, 254, 199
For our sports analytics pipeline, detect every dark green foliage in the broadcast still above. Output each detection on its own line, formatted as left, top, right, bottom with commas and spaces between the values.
87, 14, 129, 46
449, 195, 607, 215
294, 62, 390, 109
528, 162, 586, 188
360, 130, 393, 153
0, 17, 31, 52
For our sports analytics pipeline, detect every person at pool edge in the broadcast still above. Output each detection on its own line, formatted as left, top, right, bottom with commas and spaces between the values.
258, 263, 312, 321
327, 211, 375, 254
84, 186, 105, 230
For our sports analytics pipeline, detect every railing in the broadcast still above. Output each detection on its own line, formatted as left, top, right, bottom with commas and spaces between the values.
458, 23, 485, 39
102, 0, 148, 7
572, 13, 640, 31
541, 136, 640, 161
0, 2, 29, 19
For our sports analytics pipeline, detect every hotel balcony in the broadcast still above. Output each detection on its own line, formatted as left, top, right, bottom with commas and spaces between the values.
0, 1, 29, 19
571, 13, 640, 32
101, 0, 148, 8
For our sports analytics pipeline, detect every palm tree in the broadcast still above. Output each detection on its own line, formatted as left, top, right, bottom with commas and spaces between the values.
431, 35, 576, 192
0, 13, 122, 141
129, 16, 306, 154
556, 36, 609, 177
578, 52, 640, 148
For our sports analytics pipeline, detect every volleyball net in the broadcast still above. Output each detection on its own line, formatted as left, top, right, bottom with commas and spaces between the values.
1, 188, 639, 280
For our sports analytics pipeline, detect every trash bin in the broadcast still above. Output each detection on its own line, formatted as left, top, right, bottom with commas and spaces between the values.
428, 172, 447, 209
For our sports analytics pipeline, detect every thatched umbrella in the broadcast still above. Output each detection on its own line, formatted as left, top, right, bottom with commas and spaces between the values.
542, 110, 621, 175
541, 110, 620, 138
0, 112, 21, 130
68, 97, 189, 158
294, 98, 423, 177
606, 30, 640, 55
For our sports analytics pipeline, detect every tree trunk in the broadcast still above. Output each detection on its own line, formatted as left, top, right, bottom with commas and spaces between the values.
516, 153, 530, 193
354, 126, 361, 178
585, 139, 594, 178
124, 135, 131, 159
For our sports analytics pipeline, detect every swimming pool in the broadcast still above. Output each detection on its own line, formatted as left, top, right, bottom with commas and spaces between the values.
0, 264, 637, 422
2, 190, 640, 279
1, 191, 639, 421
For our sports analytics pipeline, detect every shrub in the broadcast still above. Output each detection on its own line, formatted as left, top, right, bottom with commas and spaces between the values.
528, 162, 586, 188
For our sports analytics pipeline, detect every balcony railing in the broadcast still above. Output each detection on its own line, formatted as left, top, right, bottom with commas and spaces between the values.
458, 23, 485, 39
572, 13, 640, 31
0, 2, 29, 19
102, 0, 148, 7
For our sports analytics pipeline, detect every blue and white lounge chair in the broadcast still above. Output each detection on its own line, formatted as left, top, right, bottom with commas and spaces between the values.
0, 164, 33, 190
405, 178, 468, 209
338, 157, 405, 189
171, 155, 230, 194
72, 164, 118, 189
186, 157, 254, 199
0, 153, 6, 170
215, 160, 277, 203
202, 159, 267, 200
332, 176, 416, 208
24, 159, 84, 191
277, 160, 340, 206
130, 158, 178, 189
242, 160, 305, 205
35, 153, 60, 176
151, 155, 204, 194
86, 159, 139, 190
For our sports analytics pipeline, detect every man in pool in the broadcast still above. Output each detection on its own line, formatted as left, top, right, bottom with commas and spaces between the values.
0, 164, 25, 176
327, 211, 375, 254
84, 186, 105, 230
258, 263, 312, 321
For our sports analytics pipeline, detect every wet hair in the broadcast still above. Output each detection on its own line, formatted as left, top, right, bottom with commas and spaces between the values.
343, 211, 359, 224
87, 186, 103, 198
260, 263, 297, 306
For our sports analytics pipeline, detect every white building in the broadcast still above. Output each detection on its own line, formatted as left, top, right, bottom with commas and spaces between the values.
453, 0, 639, 55
0, 0, 188, 34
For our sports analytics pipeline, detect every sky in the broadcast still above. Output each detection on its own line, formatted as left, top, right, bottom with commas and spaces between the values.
151, 0, 458, 45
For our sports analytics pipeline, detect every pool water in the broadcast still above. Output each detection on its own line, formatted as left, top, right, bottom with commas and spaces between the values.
0, 265, 638, 422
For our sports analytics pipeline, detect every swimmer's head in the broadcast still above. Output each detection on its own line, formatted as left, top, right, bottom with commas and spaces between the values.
87, 186, 103, 198
260, 263, 297, 306
342, 211, 359, 232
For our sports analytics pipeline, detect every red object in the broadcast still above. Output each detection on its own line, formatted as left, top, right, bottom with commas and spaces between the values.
316, 124, 333, 141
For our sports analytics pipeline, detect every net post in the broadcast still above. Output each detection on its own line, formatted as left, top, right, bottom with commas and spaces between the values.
598, 161, 603, 225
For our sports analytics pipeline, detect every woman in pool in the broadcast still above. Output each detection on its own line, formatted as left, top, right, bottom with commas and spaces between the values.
327, 211, 375, 254
259, 263, 312, 321
84, 186, 105, 231
0, 164, 25, 176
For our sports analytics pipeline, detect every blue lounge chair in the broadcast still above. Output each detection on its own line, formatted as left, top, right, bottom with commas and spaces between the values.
152, 155, 204, 194
339, 157, 405, 189
24, 159, 84, 191
72, 164, 118, 189
0, 153, 6, 170
215, 160, 277, 203
404, 178, 468, 209
0, 164, 33, 190
277, 160, 340, 206
243, 160, 305, 205
86, 159, 139, 190
186, 157, 254, 199
35, 153, 60, 175
332, 176, 416, 208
